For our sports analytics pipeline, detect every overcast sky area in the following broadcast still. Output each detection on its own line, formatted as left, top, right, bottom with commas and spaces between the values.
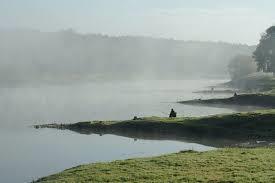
0, 0, 275, 45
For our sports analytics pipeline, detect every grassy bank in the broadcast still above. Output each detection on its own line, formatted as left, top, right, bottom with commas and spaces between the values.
35, 110, 275, 147
179, 74, 275, 109
35, 147, 275, 183
179, 94, 275, 108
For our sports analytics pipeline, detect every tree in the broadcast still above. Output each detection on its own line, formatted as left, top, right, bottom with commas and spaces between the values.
253, 26, 275, 73
228, 55, 257, 80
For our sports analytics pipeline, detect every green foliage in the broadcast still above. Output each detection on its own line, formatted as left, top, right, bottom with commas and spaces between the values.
35, 148, 275, 183
253, 26, 275, 73
228, 54, 257, 80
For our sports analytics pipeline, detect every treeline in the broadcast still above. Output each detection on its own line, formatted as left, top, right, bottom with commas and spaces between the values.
228, 26, 275, 81
0, 29, 254, 85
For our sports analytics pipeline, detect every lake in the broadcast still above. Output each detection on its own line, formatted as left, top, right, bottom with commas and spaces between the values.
0, 79, 254, 183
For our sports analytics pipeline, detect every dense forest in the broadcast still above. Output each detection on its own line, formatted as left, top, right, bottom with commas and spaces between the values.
0, 29, 255, 85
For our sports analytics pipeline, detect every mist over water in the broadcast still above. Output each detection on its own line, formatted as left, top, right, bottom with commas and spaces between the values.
0, 79, 240, 183
1, 79, 234, 128
1, 0, 275, 182
0, 29, 262, 183
0, 27, 265, 183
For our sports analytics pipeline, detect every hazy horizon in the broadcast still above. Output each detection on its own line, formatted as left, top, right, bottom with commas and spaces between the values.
0, 29, 254, 85
0, 27, 257, 46
1, 0, 275, 45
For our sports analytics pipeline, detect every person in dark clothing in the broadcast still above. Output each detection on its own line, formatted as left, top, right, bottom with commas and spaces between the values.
169, 108, 177, 118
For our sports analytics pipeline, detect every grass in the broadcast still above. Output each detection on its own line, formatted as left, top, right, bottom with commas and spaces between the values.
35, 147, 275, 183
35, 110, 275, 147
179, 93, 275, 107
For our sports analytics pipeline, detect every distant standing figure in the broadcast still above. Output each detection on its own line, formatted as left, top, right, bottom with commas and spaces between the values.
234, 92, 238, 97
169, 108, 177, 118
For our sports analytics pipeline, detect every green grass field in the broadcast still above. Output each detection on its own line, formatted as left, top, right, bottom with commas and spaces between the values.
36, 148, 275, 183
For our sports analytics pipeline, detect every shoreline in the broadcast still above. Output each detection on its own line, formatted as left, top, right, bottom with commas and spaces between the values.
178, 94, 275, 108
34, 111, 275, 148
35, 147, 275, 183
33, 110, 275, 182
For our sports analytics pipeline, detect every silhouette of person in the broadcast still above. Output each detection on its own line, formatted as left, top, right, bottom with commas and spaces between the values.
169, 108, 177, 118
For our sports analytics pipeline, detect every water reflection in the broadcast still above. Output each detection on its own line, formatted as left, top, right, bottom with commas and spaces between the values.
0, 80, 257, 183
0, 128, 214, 183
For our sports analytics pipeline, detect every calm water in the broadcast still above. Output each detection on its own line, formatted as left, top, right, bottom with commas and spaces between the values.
0, 80, 253, 183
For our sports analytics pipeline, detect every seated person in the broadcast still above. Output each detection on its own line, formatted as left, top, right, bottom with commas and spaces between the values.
169, 108, 177, 118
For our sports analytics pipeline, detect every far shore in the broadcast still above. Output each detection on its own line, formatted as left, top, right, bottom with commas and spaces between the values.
192, 89, 239, 94
179, 93, 275, 108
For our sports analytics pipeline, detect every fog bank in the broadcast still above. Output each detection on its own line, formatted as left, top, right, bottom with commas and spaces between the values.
0, 29, 255, 86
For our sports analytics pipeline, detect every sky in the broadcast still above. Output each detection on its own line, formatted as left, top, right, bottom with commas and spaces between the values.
0, 0, 275, 45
